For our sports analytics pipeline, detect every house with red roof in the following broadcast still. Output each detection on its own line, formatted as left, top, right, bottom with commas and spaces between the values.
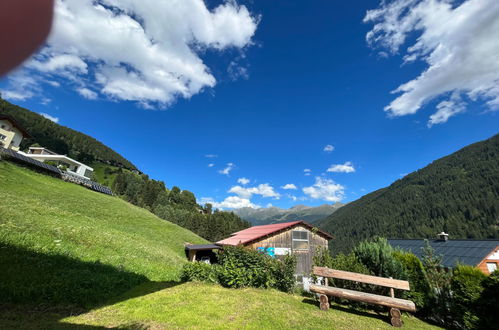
186, 220, 333, 278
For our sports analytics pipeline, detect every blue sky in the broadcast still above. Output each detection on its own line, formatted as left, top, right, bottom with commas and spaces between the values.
1, 0, 498, 209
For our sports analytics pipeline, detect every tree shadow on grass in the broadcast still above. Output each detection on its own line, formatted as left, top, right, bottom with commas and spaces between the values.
0, 243, 181, 329
302, 297, 391, 325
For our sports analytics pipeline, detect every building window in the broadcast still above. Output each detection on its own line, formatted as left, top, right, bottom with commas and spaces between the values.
292, 230, 309, 250
486, 262, 497, 273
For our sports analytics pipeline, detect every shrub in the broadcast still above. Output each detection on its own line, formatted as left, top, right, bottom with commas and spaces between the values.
181, 246, 296, 293
180, 262, 219, 284
450, 265, 486, 329
353, 237, 406, 280
478, 270, 499, 329
393, 250, 430, 310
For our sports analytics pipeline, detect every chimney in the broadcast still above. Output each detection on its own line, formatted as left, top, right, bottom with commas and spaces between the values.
437, 232, 449, 241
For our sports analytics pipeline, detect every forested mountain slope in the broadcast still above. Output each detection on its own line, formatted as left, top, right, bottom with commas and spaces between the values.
318, 134, 499, 254
0, 97, 136, 169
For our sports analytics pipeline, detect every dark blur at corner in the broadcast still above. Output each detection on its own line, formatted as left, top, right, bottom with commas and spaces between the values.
0, 0, 54, 77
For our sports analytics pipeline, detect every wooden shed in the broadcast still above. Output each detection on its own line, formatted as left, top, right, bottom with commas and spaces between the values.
216, 221, 333, 276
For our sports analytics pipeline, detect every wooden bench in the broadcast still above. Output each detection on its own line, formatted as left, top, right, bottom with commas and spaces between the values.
310, 266, 416, 327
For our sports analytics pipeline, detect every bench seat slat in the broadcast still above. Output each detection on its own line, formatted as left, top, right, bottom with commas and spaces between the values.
310, 284, 416, 312
313, 267, 410, 291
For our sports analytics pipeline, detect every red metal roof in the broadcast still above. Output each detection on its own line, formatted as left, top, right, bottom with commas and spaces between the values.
216, 220, 333, 246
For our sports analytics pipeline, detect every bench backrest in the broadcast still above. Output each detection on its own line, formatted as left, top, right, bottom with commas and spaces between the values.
313, 266, 410, 291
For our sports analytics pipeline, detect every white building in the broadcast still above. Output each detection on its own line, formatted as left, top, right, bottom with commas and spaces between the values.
0, 114, 31, 151
24, 147, 94, 179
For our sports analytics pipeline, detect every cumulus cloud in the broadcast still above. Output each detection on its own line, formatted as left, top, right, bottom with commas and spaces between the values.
237, 177, 250, 185
323, 144, 335, 152
39, 113, 60, 123
205, 154, 218, 158
219, 163, 235, 176
281, 183, 297, 190
200, 196, 259, 210
207, 163, 215, 168
3, 0, 258, 107
364, 0, 499, 125
229, 183, 280, 199
327, 161, 355, 173
77, 87, 98, 100
304, 168, 311, 176
303, 177, 345, 202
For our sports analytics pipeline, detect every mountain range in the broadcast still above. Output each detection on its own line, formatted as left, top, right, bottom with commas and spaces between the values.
234, 203, 344, 225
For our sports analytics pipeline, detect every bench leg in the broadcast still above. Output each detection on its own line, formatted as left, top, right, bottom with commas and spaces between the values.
390, 308, 402, 327
319, 294, 329, 311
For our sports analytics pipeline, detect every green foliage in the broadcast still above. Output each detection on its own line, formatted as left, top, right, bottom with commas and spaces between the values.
353, 237, 406, 280
180, 262, 219, 284
313, 248, 373, 294
0, 99, 136, 170
181, 246, 296, 293
478, 270, 499, 329
393, 250, 430, 309
449, 265, 486, 329
318, 134, 499, 253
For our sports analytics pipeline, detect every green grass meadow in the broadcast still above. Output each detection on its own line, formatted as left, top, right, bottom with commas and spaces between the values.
0, 161, 440, 329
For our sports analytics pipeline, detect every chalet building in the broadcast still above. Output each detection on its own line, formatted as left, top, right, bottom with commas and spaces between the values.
186, 221, 333, 280
22, 147, 94, 179
0, 114, 31, 151
389, 233, 499, 275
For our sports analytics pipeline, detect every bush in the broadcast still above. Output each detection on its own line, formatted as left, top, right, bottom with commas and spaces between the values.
450, 265, 486, 329
353, 237, 407, 281
478, 270, 499, 329
180, 262, 219, 284
181, 246, 296, 293
393, 251, 430, 310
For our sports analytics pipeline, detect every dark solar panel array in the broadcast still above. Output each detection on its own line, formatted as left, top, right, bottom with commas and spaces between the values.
0, 147, 62, 175
388, 239, 499, 268
1, 148, 113, 196
62, 172, 113, 195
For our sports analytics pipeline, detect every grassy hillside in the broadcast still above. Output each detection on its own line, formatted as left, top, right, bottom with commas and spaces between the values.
0, 161, 206, 307
318, 133, 499, 254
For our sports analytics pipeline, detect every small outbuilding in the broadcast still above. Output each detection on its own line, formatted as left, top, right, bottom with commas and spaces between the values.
216, 220, 333, 277
389, 233, 499, 275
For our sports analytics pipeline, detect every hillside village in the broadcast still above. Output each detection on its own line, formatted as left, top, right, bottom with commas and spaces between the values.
1, 0, 499, 329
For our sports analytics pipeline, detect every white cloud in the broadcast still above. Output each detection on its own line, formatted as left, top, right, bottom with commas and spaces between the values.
327, 161, 355, 173
323, 144, 335, 152
77, 87, 98, 100
237, 177, 250, 185
303, 177, 345, 202
281, 183, 297, 190
39, 113, 60, 123
5, 0, 258, 107
205, 154, 218, 158
219, 163, 235, 176
200, 196, 259, 210
364, 0, 499, 125
228, 183, 280, 199
287, 194, 298, 201
207, 163, 215, 168
304, 168, 311, 176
